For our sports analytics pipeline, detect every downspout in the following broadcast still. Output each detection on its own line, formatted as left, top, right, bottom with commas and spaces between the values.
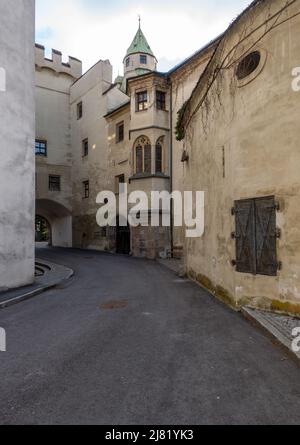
169, 80, 174, 258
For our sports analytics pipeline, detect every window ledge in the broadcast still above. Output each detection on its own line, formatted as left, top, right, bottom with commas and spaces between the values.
129, 173, 170, 183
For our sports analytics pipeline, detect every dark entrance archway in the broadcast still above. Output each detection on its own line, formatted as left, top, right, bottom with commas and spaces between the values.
35, 215, 52, 245
116, 217, 131, 255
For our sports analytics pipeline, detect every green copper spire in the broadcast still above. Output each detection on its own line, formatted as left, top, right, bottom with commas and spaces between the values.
125, 19, 155, 60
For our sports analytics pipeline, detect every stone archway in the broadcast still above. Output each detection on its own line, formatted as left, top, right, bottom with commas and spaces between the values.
35, 215, 52, 245
36, 199, 72, 248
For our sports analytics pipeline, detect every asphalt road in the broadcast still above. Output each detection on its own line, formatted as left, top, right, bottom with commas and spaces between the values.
0, 247, 299, 425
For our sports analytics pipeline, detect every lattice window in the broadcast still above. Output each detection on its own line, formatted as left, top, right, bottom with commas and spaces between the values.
134, 136, 152, 174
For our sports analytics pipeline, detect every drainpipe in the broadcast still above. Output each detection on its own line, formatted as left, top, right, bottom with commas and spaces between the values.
169, 80, 174, 258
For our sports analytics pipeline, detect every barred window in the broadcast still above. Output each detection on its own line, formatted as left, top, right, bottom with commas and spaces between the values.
49, 175, 61, 192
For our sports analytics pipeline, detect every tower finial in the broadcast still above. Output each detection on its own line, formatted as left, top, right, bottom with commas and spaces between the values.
138, 15, 141, 29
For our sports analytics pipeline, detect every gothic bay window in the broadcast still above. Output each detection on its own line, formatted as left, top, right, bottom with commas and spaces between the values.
126, 57, 130, 68
35, 139, 47, 157
155, 137, 164, 173
136, 91, 148, 112
156, 91, 166, 111
134, 136, 151, 175
140, 55, 147, 65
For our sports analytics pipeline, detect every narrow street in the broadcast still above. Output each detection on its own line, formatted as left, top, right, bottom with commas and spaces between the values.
0, 248, 299, 425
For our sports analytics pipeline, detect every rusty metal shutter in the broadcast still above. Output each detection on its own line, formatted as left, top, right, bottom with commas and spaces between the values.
255, 196, 278, 276
235, 199, 256, 274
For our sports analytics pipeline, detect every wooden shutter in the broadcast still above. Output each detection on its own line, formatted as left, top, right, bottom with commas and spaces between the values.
255, 196, 277, 276
235, 199, 256, 274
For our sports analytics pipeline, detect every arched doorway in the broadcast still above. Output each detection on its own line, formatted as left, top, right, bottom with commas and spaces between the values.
35, 215, 52, 245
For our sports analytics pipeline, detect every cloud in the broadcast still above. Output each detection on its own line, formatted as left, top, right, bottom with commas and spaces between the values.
35, 0, 251, 78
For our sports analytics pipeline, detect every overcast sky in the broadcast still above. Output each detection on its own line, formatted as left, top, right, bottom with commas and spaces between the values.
36, 0, 251, 78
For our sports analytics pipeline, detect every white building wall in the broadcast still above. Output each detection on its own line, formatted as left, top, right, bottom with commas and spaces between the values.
35, 45, 82, 248
0, 0, 35, 290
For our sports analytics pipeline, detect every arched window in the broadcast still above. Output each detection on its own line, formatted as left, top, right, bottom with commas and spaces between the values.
155, 136, 164, 174
134, 136, 152, 175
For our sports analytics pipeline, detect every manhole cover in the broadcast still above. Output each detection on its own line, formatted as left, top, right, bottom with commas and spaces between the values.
100, 300, 128, 310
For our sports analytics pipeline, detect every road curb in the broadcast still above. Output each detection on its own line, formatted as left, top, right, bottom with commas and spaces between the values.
0, 261, 74, 310
242, 307, 300, 364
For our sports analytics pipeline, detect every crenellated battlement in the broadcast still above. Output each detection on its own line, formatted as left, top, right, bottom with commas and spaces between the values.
35, 44, 82, 79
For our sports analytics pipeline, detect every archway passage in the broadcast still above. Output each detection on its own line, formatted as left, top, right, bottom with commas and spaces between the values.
35, 215, 51, 245
36, 199, 72, 248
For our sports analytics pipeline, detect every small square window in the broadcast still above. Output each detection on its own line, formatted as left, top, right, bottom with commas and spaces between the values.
116, 122, 124, 143
136, 91, 148, 112
156, 91, 166, 111
82, 139, 89, 157
77, 102, 83, 120
83, 180, 89, 199
49, 175, 61, 192
140, 55, 147, 64
35, 139, 47, 157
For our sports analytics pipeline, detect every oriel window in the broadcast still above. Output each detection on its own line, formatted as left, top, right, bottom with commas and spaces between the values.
136, 91, 148, 112
155, 137, 164, 173
140, 55, 147, 65
156, 91, 166, 111
134, 136, 152, 175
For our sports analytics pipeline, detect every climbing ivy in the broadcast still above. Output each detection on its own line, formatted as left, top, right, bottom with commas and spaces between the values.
175, 101, 188, 141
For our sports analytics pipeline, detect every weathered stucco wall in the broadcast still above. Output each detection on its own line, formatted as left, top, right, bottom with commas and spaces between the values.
170, 47, 216, 255
35, 45, 81, 247
0, 0, 35, 290
181, 0, 300, 315
71, 60, 113, 250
